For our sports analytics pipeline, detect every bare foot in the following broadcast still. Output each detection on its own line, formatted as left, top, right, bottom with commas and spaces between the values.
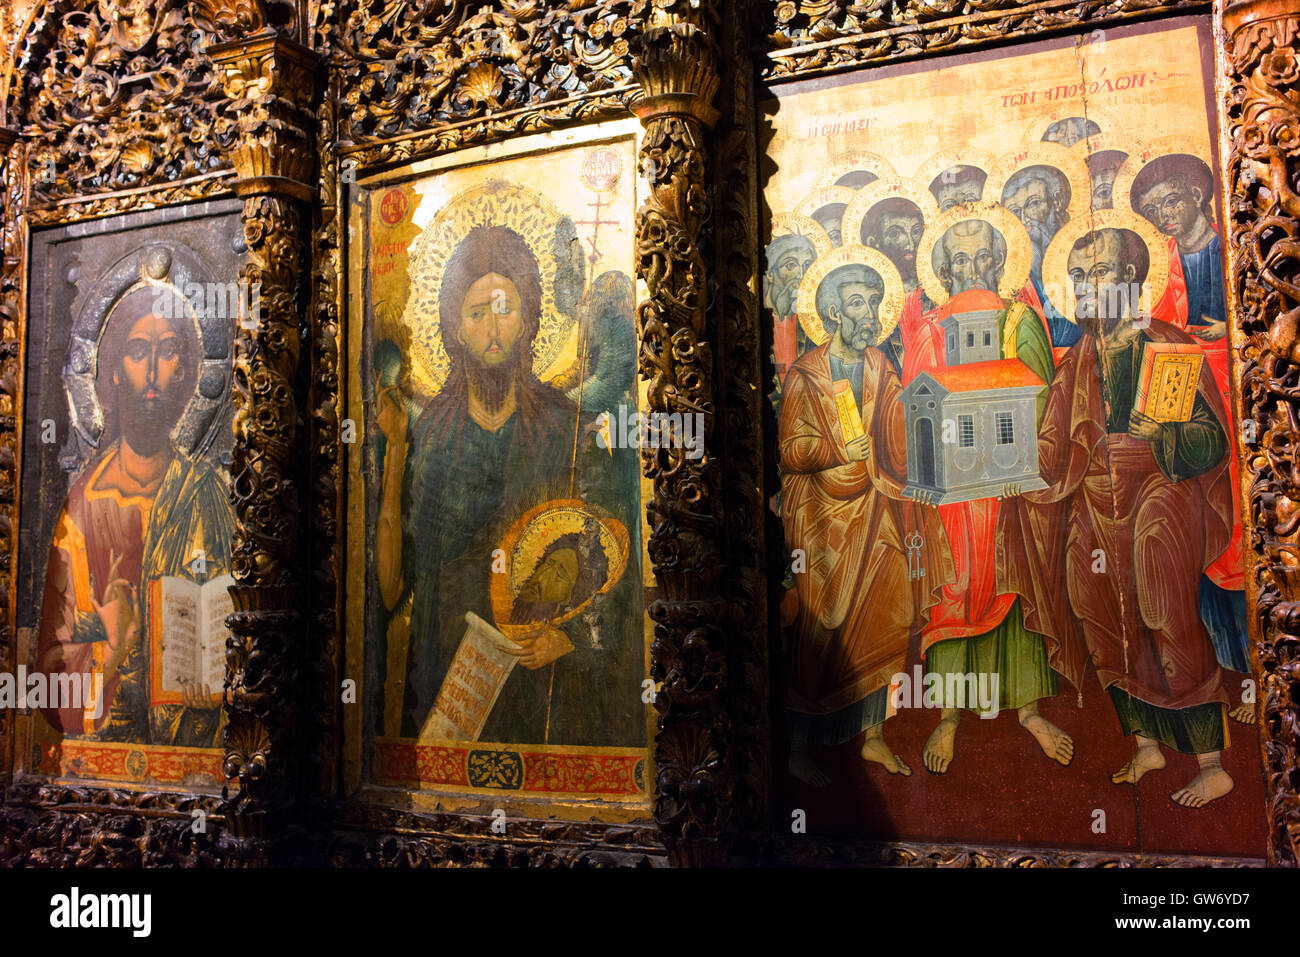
861, 734, 912, 776
923, 716, 958, 774
1020, 713, 1075, 766
1229, 702, 1256, 725
1112, 744, 1166, 784
1171, 767, 1234, 808
788, 751, 831, 788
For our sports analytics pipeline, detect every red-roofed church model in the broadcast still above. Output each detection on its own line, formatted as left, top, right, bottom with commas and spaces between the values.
900, 303, 1048, 504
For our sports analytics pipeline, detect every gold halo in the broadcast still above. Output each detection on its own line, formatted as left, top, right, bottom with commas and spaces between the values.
916, 202, 1033, 307
793, 245, 905, 348
1023, 106, 1119, 147
400, 179, 576, 399
812, 151, 899, 191
911, 147, 998, 199
840, 176, 941, 250
794, 186, 859, 241
768, 211, 834, 261
1111, 135, 1216, 222
986, 142, 1093, 223
489, 499, 630, 635
1040, 208, 1172, 325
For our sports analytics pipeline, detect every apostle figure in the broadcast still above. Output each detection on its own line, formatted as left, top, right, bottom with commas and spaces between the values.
36, 284, 235, 746
780, 255, 950, 785
1086, 149, 1128, 211
1131, 153, 1249, 720
1001, 164, 1081, 346
927, 165, 985, 212
861, 196, 927, 374
1009, 225, 1236, 807
908, 216, 1076, 775
765, 231, 818, 384
1041, 116, 1101, 147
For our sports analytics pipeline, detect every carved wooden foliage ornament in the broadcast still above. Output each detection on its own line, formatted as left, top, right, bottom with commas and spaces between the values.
1221, 0, 1300, 867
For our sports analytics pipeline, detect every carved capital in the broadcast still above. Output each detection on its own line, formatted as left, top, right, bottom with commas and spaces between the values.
631, 25, 721, 127
208, 33, 319, 200
1218, 0, 1300, 866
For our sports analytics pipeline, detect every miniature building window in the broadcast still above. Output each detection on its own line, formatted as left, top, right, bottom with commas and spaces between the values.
948, 334, 954, 351
984, 331, 991, 346
996, 411, 1015, 445
958, 414, 975, 448
967, 332, 974, 348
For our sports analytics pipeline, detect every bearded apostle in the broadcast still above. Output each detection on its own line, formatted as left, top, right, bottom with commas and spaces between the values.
908, 216, 1077, 775
765, 231, 818, 385
1007, 226, 1236, 807
780, 259, 951, 785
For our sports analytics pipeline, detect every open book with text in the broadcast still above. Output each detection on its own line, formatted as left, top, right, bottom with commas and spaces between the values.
148, 574, 232, 708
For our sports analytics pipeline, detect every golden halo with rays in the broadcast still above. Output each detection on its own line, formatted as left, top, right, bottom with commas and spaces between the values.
768, 211, 834, 262
916, 202, 1033, 307
488, 498, 630, 636
911, 147, 999, 199
1039, 207, 1171, 325
399, 179, 577, 400
812, 151, 899, 191
1111, 135, 1217, 223
840, 175, 941, 251
1022, 105, 1120, 147
793, 245, 905, 348
985, 142, 1093, 223
794, 185, 859, 239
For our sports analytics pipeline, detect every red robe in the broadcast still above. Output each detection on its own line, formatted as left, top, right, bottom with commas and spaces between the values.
899, 286, 1054, 655
780, 343, 952, 715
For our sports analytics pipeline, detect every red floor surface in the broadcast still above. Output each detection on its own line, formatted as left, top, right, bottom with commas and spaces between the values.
774, 631, 1270, 858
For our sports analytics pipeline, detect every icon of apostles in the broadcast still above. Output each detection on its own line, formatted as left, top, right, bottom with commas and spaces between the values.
779, 252, 952, 785
1001, 222, 1237, 806
375, 224, 643, 747
36, 283, 235, 746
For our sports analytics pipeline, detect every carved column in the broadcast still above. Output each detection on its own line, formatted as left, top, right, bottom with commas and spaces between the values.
1219, 0, 1300, 866
0, 125, 19, 786
629, 3, 732, 866
207, 33, 318, 852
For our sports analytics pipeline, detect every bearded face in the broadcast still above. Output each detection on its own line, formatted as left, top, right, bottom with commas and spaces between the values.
1003, 172, 1066, 278
828, 277, 883, 351
872, 213, 923, 283
1068, 230, 1139, 337
114, 312, 190, 458
764, 236, 816, 316
458, 272, 525, 413
937, 223, 1005, 296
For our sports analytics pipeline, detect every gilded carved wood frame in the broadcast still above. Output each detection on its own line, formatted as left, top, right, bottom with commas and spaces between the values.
0, 0, 1293, 869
